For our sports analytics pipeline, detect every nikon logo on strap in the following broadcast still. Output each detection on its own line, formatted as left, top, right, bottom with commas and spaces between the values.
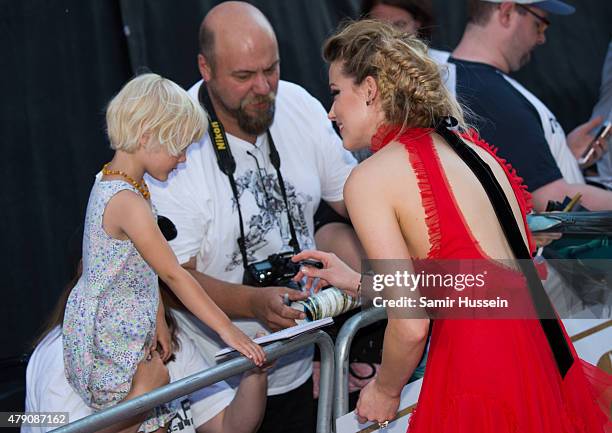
211, 121, 226, 150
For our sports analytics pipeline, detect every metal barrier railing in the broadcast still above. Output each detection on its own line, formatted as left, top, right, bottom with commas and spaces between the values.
52, 330, 335, 433
333, 307, 387, 421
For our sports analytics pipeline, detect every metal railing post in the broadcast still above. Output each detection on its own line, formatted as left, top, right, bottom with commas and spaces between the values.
315, 329, 335, 433
52, 330, 335, 433
333, 307, 387, 421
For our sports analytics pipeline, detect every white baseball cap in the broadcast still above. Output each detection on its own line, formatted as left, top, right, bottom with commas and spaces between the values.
482, 0, 575, 15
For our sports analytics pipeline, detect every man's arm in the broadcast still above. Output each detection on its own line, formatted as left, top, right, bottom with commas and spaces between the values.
314, 221, 364, 272
532, 178, 612, 211
198, 369, 268, 433
182, 257, 307, 331
326, 199, 348, 218
181, 257, 256, 318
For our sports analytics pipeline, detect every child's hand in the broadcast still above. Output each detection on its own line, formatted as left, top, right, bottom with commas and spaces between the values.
153, 319, 173, 362
219, 325, 266, 367
243, 331, 275, 375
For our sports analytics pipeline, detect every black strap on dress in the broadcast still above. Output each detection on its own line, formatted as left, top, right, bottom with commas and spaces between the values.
435, 117, 574, 378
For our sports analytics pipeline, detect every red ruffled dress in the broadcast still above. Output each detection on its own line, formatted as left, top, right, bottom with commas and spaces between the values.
371, 127, 612, 433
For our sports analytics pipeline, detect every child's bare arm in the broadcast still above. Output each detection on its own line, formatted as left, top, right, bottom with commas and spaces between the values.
154, 296, 172, 362
105, 191, 265, 366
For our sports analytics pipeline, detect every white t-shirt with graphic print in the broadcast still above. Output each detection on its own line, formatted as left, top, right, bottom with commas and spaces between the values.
148, 79, 356, 395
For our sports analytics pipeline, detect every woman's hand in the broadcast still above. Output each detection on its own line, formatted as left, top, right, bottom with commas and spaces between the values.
291, 250, 361, 297
219, 325, 266, 367
355, 378, 400, 427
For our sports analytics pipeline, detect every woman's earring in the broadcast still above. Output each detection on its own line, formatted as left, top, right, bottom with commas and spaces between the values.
366, 99, 372, 106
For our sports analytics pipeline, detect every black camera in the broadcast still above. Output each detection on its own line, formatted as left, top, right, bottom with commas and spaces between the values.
243, 251, 323, 288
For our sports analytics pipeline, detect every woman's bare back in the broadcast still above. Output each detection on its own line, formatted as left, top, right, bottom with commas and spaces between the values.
355, 132, 529, 261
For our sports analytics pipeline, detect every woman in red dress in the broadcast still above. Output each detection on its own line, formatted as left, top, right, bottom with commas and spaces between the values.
293, 20, 611, 432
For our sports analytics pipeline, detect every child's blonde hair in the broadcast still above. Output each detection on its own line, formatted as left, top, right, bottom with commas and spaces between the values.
106, 73, 207, 156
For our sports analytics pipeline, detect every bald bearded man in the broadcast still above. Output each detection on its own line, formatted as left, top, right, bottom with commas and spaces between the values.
148, 2, 357, 432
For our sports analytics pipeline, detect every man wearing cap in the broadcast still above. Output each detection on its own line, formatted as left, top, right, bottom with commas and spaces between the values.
450, 0, 612, 211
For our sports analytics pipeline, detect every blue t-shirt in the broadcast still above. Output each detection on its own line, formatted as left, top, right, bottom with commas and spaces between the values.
449, 57, 562, 192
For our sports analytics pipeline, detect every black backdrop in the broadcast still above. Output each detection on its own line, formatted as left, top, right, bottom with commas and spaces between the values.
1, 0, 610, 362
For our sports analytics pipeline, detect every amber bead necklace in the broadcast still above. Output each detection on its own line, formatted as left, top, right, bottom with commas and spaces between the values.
102, 163, 150, 200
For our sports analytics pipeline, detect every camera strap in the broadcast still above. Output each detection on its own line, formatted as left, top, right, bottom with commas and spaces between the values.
266, 133, 301, 255
435, 117, 574, 378
197, 83, 301, 272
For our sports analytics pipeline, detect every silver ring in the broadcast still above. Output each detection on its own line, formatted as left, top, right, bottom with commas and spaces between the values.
378, 420, 389, 429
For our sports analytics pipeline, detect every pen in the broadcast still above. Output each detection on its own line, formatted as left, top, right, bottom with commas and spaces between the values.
562, 193, 582, 212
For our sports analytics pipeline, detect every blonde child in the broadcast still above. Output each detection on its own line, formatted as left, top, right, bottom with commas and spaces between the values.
62, 73, 265, 432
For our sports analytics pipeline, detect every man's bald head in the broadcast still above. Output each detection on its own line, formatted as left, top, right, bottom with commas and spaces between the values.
198, 1, 277, 70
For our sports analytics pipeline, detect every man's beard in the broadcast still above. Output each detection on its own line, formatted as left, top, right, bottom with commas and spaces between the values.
210, 85, 276, 135
236, 93, 276, 135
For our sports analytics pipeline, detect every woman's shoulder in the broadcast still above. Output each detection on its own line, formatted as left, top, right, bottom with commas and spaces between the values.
345, 141, 417, 200
348, 144, 395, 180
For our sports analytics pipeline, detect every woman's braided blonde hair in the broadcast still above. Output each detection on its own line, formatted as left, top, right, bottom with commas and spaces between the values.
323, 19, 466, 131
